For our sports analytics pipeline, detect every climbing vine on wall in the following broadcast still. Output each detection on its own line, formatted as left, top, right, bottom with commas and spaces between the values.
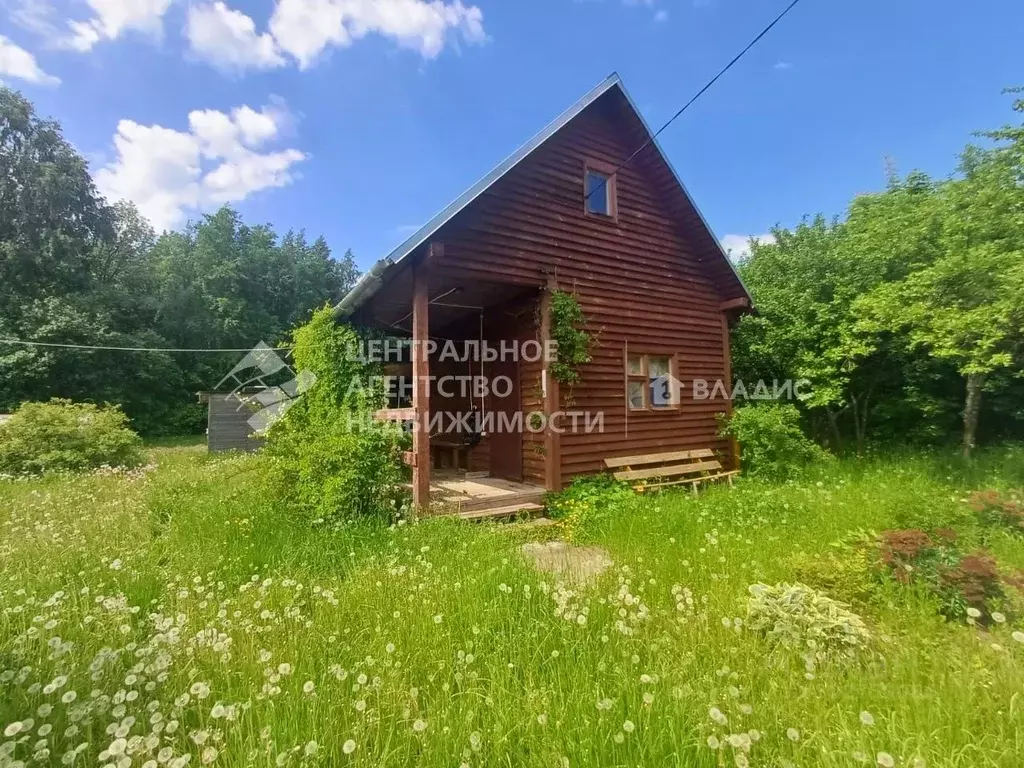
549, 290, 594, 397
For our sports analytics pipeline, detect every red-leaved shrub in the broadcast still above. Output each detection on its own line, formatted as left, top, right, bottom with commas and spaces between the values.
968, 490, 1024, 533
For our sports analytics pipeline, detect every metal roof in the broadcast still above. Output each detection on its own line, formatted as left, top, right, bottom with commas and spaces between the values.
335, 72, 751, 316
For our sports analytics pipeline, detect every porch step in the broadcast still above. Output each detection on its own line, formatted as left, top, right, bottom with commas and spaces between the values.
459, 489, 547, 513
458, 502, 545, 522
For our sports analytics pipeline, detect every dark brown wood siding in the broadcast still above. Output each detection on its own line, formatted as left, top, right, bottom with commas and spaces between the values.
423, 91, 734, 485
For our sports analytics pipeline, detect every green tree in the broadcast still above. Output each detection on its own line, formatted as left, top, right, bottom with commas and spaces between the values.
856, 144, 1024, 457
733, 214, 922, 453
0, 88, 115, 315
1, 86, 361, 434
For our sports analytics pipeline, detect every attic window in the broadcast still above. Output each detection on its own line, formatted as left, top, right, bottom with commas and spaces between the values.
584, 167, 615, 217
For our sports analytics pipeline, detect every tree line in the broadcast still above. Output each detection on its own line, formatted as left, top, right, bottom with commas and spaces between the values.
732, 88, 1024, 456
0, 87, 358, 435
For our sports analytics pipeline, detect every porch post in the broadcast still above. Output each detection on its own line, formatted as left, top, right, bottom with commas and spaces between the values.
412, 252, 432, 512
541, 276, 562, 492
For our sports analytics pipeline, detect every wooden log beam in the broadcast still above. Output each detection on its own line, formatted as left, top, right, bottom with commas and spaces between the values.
719, 297, 751, 312
374, 407, 415, 422
412, 250, 432, 512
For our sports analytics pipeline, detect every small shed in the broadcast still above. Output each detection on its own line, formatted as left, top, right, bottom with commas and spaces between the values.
199, 392, 265, 453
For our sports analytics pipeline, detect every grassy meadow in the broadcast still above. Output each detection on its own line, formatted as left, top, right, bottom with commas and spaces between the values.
2, 443, 1024, 768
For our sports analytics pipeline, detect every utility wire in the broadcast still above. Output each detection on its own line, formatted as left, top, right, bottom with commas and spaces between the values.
0, 339, 294, 353
585, 0, 805, 203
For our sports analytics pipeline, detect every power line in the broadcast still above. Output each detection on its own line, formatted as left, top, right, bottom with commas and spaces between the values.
0, 338, 293, 353
585, 0, 805, 203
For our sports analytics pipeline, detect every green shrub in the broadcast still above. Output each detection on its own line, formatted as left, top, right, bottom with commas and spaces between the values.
719, 403, 828, 480
788, 545, 876, 606
968, 489, 1024, 535
745, 582, 871, 656
264, 307, 405, 523
545, 474, 635, 541
0, 399, 144, 475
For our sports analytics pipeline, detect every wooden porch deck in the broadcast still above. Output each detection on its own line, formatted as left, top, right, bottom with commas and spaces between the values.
424, 473, 547, 520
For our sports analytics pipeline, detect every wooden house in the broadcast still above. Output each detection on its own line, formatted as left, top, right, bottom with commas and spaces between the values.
334, 73, 753, 517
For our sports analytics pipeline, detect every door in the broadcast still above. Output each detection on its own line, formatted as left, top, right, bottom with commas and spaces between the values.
487, 353, 523, 481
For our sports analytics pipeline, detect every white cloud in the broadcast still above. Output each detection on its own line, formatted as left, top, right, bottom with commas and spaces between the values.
269, 0, 486, 69
0, 34, 59, 85
186, 1, 286, 71
13, 0, 486, 71
774, 61, 793, 71
60, 0, 173, 52
720, 233, 776, 263
95, 103, 306, 232
7, 0, 60, 37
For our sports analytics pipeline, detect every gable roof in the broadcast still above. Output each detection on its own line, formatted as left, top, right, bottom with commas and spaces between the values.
335, 73, 751, 316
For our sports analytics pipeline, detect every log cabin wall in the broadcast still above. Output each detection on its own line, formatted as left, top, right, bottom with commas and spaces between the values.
384, 89, 737, 486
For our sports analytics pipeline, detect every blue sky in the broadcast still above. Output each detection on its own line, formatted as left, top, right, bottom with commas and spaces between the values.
2, 0, 1022, 269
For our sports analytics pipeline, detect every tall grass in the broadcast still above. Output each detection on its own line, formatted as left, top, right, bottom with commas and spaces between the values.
1, 446, 1022, 767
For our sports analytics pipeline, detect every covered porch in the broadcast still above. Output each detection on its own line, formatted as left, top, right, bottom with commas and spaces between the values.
417, 473, 546, 519
345, 241, 561, 517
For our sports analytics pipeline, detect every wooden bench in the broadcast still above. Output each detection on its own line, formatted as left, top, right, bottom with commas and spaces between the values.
603, 449, 739, 493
